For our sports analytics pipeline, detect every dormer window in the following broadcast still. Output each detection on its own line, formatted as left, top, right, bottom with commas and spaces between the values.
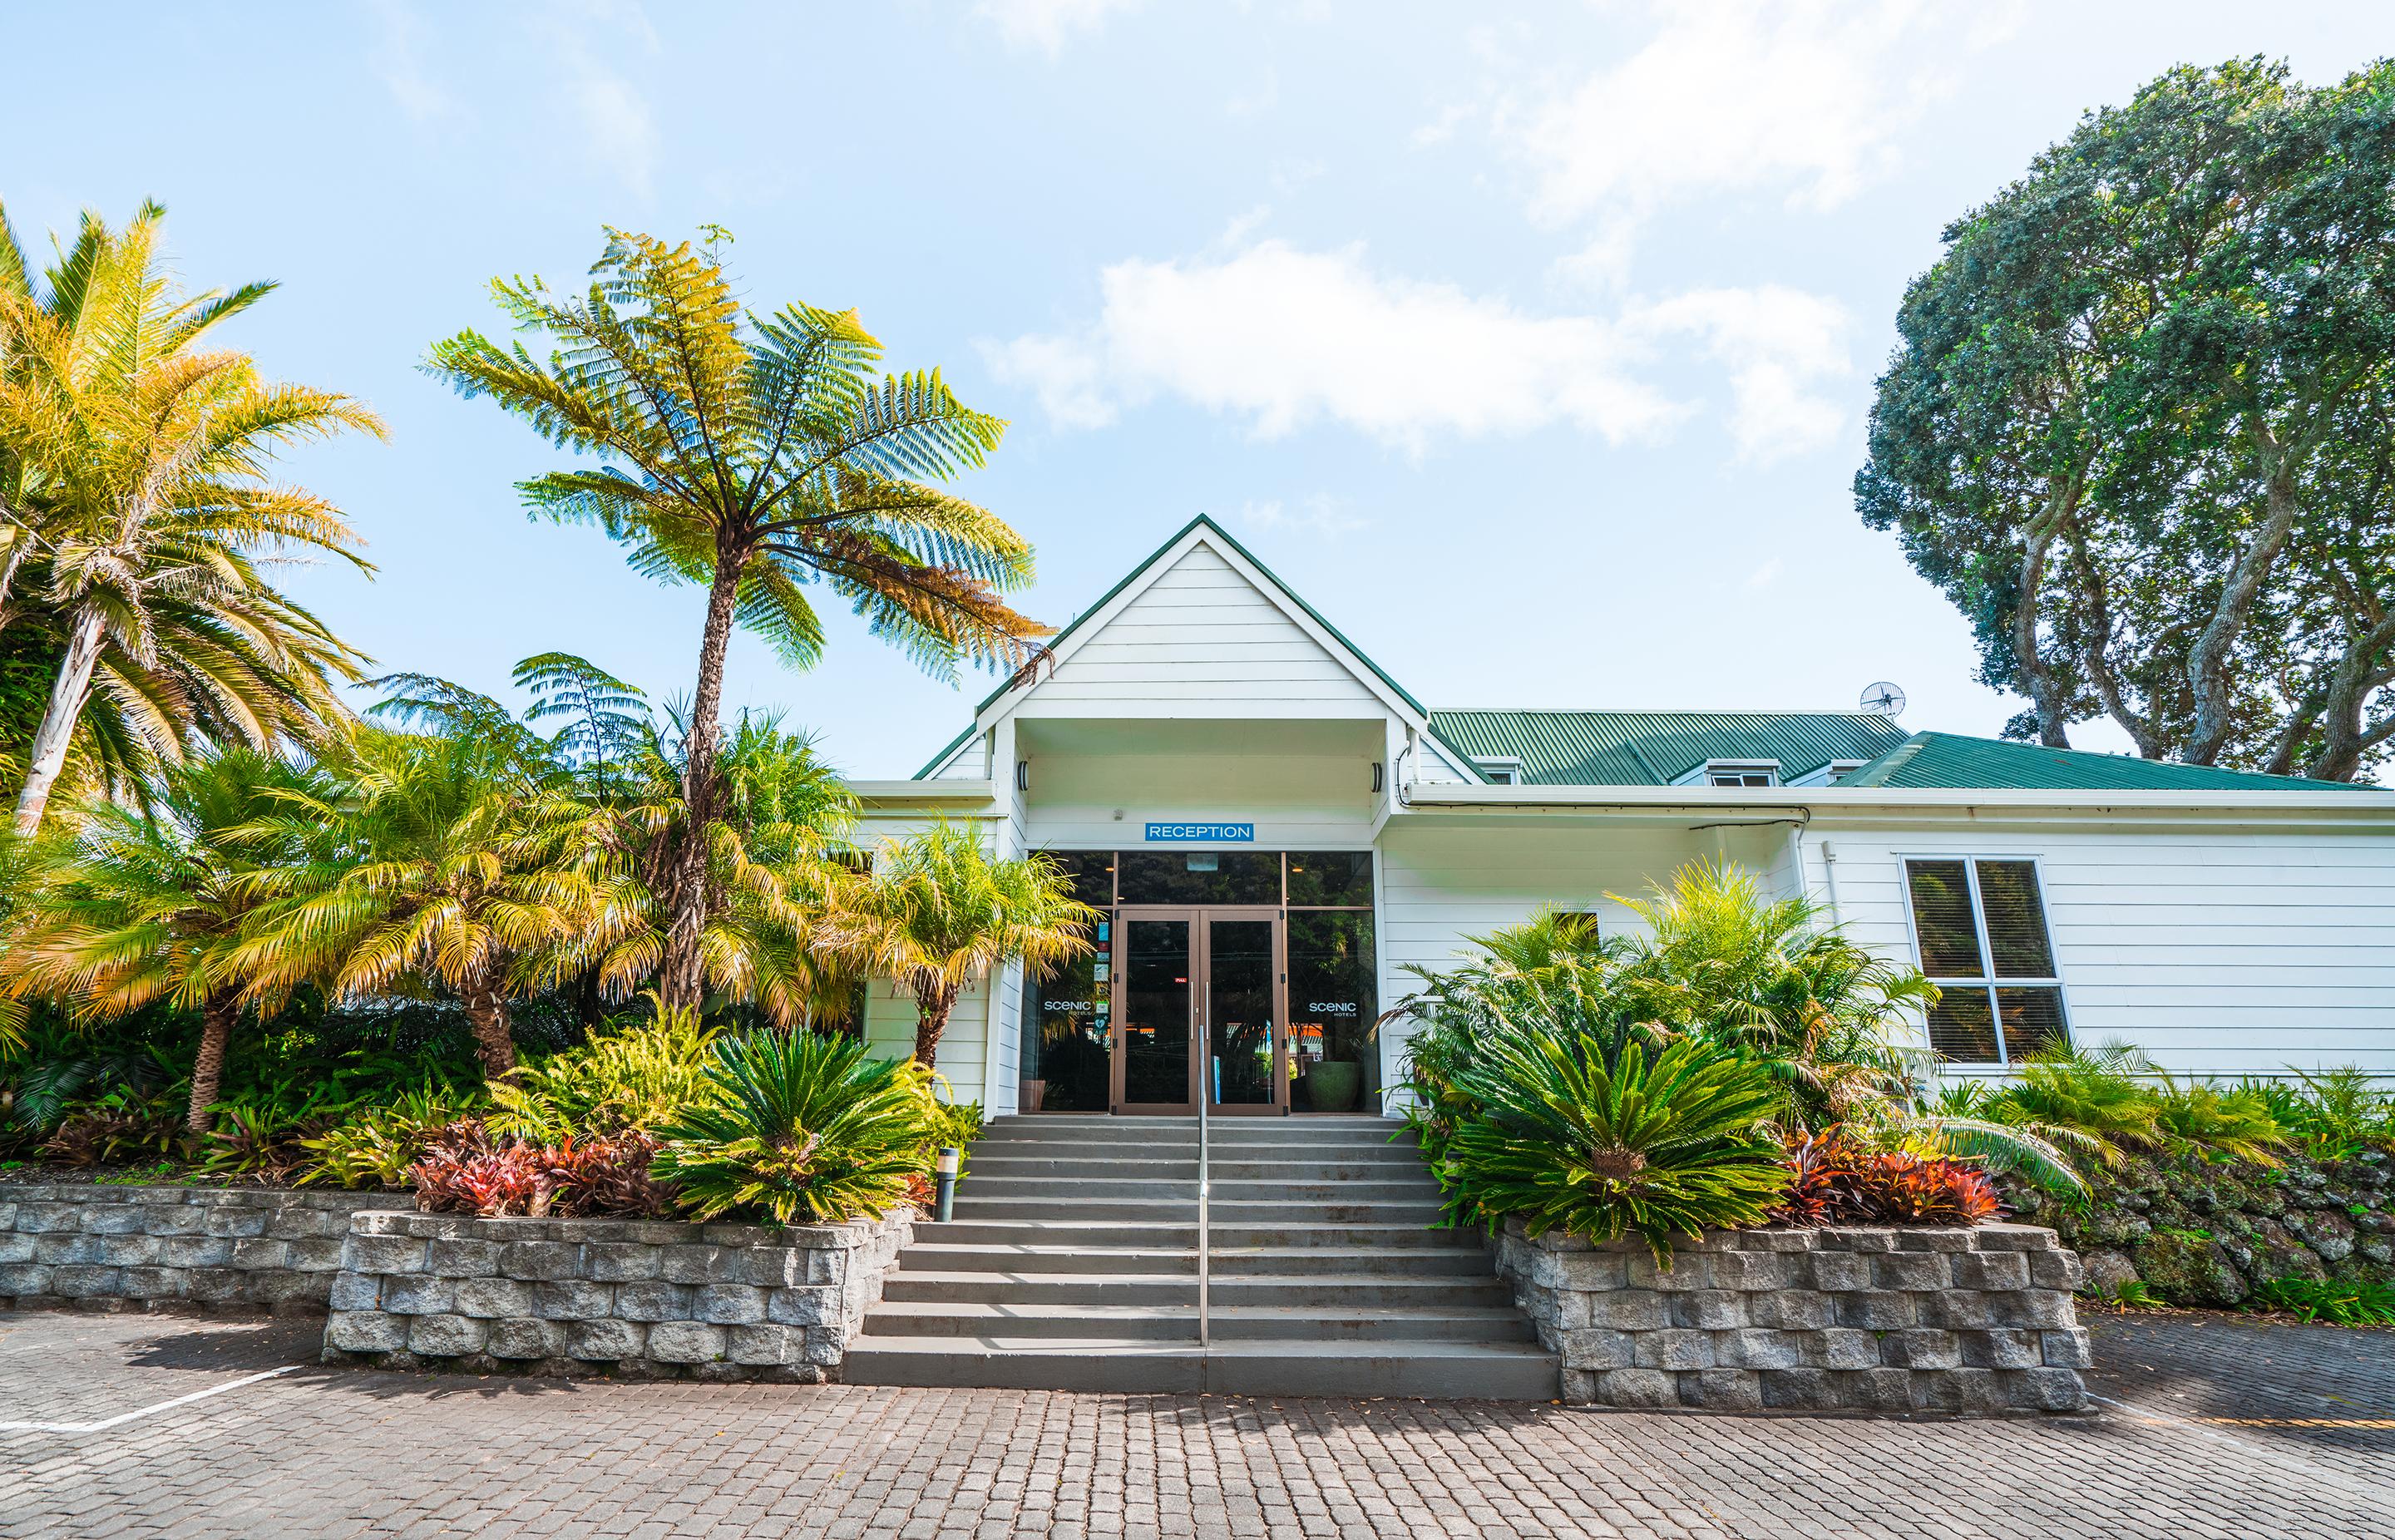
1474, 757, 1523, 786
1822, 760, 1867, 786
1702, 760, 1779, 788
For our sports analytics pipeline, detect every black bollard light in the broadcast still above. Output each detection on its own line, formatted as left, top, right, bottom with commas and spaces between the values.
934, 1146, 960, 1222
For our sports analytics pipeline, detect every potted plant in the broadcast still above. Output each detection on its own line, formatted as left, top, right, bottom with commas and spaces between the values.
1304, 1059, 1360, 1113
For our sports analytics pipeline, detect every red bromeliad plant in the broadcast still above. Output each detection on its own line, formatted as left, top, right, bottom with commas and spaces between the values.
410, 1123, 674, 1218
1766, 1127, 2002, 1227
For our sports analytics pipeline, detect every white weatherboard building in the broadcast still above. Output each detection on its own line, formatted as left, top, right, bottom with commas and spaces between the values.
848, 516, 2395, 1118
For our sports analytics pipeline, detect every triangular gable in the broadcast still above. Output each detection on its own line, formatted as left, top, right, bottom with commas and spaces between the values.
970, 516, 1431, 731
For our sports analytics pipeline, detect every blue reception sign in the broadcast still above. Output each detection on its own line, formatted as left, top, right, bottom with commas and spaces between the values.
1144, 821, 1255, 843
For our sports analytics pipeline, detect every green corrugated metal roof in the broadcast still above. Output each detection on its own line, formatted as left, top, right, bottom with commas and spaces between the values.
1426, 711, 1910, 786
1839, 731, 2370, 792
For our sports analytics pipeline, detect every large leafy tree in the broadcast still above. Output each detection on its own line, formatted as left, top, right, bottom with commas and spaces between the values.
0, 748, 332, 1130
424, 229, 1046, 1012
1857, 60, 2395, 777
0, 200, 381, 828
829, 821, 1096, 1068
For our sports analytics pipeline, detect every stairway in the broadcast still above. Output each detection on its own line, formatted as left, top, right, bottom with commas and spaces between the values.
842, 1114, 1559, 1399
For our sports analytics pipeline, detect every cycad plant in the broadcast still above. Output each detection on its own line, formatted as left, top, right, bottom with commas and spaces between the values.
0, 200, 380, 830
649, 1028, 936, 1224
1435, 1029, 1790, 1263
0, 748, 328, 1129
425, 227, 1047, 1014
827, 821, 1099, 1067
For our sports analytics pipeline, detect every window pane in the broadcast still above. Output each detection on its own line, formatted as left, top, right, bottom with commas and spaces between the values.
1042, 850, 1117, 909
1927, 987, 1999, 1063
1997, 987, 2069, 1061
1122, 919, 1192, 1103
1286, 851, 1373, 906
1287, 911, 1377, 1112
1020, 944, 1110, 1112
1905, 860, 1986, 978
1118, 850, 1279, 905
1976, 861, 2056, 979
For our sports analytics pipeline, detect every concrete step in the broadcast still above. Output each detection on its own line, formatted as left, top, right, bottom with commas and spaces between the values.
840, 1336, 1558, 1399
950, 1197, 1198, 1222
862, 1301, 1535, 1345
1202, 1160, 1431, 1182
915, 1220, 1198, 1247
879, 1272, 1514, 1312
967, 1155, 1200, 1178
881, 1271, 1198, 1307
1207, 1200, 1448, 1225
962, 1177, 1198, 1201
1202, 1225, 1479, 1251
1205, 1181, 1436, 1203
1210, 1246, 1496, 1278
895, 1243, 1198, 1276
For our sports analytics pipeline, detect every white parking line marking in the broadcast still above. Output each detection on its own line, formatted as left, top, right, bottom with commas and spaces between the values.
0, 1364, 302, 1434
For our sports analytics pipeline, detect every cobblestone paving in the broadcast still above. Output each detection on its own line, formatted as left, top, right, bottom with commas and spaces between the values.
1, 1309, 2390, 1538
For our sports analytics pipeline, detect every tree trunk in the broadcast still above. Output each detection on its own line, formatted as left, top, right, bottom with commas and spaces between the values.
12, 606, 105, 833
185, 993, 238, 1134
912, 980, 960, 1069
462, 979, 516, 1081
2012, 522, 2072, 748
0, 528, 29, 638
2186, 461, 2302, 765
659, 545, 748, 1012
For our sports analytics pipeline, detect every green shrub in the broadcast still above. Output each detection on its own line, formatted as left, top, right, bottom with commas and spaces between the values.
486, 1004, 721, 1143
2149, 1078, 2284, 1165
297, 1089, 485, 1190
921, 1094, 985, 1179
2236, 1068, 2395, 1162
2249, 1274, 2395, 1326
649, 1029, 936, 1224
1434, 1029, 1789, 1264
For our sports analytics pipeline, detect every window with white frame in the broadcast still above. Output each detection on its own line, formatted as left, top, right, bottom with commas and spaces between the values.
1902, 857, 2070, 1064
1822, 760, 1867, 785
1474, 757, 1523, 785
1704, 760, 1779, 787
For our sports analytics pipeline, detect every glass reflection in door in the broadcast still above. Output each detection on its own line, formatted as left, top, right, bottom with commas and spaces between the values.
1208, 919, 1277, 1106
1121, 919, 1193, 1105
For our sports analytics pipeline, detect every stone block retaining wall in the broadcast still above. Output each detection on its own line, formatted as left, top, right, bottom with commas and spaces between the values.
0, 1185, 412, 1313
1494, 1220, 2090, 1414
321, 1208, 913, 1382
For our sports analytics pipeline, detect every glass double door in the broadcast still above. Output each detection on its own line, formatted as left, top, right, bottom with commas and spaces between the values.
1113, 907, 1286, 1114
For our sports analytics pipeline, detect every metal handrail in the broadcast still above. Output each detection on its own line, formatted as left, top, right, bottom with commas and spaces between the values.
1197, 1033, 1211, 1350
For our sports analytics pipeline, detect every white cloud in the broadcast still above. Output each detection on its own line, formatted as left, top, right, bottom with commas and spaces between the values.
1504, 1, 1960, 230
1237, 494, 1367, 539
368, 0, 463, 128
531, 2, 660, 198
1627, 286, 1851, 462
983, 238, 1681, 450
975, 0, 1143, 54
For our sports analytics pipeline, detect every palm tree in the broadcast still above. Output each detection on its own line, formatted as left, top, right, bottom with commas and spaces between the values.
0, 200, 382, 832
233, 726, 598, 1081
0, 748, 328, 1130
424, 228, 1046, 1013
829, 821, 1097, 1068
575, 709, 862, 1029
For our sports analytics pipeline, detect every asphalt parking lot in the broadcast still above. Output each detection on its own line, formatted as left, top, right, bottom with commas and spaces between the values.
0, 1306, 2388, 1538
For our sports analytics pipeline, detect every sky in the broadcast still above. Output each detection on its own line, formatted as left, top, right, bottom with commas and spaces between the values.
4, 1, 2388, 780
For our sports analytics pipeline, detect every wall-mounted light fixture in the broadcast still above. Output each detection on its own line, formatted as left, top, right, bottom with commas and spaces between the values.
1015, 760, 1030, 792
1371, 762, 1385, 793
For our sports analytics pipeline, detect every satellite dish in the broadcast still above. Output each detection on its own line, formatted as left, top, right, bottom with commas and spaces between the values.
1860, 681, 1907, 718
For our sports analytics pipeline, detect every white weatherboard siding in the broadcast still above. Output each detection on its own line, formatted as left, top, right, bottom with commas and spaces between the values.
1023, 751, 1378, 851
1012, 545, 1388, 721
1802, 827, 2395, 1079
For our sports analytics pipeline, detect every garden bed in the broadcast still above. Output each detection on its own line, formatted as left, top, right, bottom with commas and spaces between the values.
0, 1183, 412, 1313
1494, 1220, 2090, 1414
322, 1207, 913, 1381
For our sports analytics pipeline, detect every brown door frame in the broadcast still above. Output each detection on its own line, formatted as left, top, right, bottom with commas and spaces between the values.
1110, 906, 1287, 1116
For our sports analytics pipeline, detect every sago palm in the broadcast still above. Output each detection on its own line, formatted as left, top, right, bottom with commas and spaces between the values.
0, 748, 331, 1129
829, 820, 1098, 1067
0, 200, 381, 831
233, 727, 600, 1080
424, 228, 1046, 1013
